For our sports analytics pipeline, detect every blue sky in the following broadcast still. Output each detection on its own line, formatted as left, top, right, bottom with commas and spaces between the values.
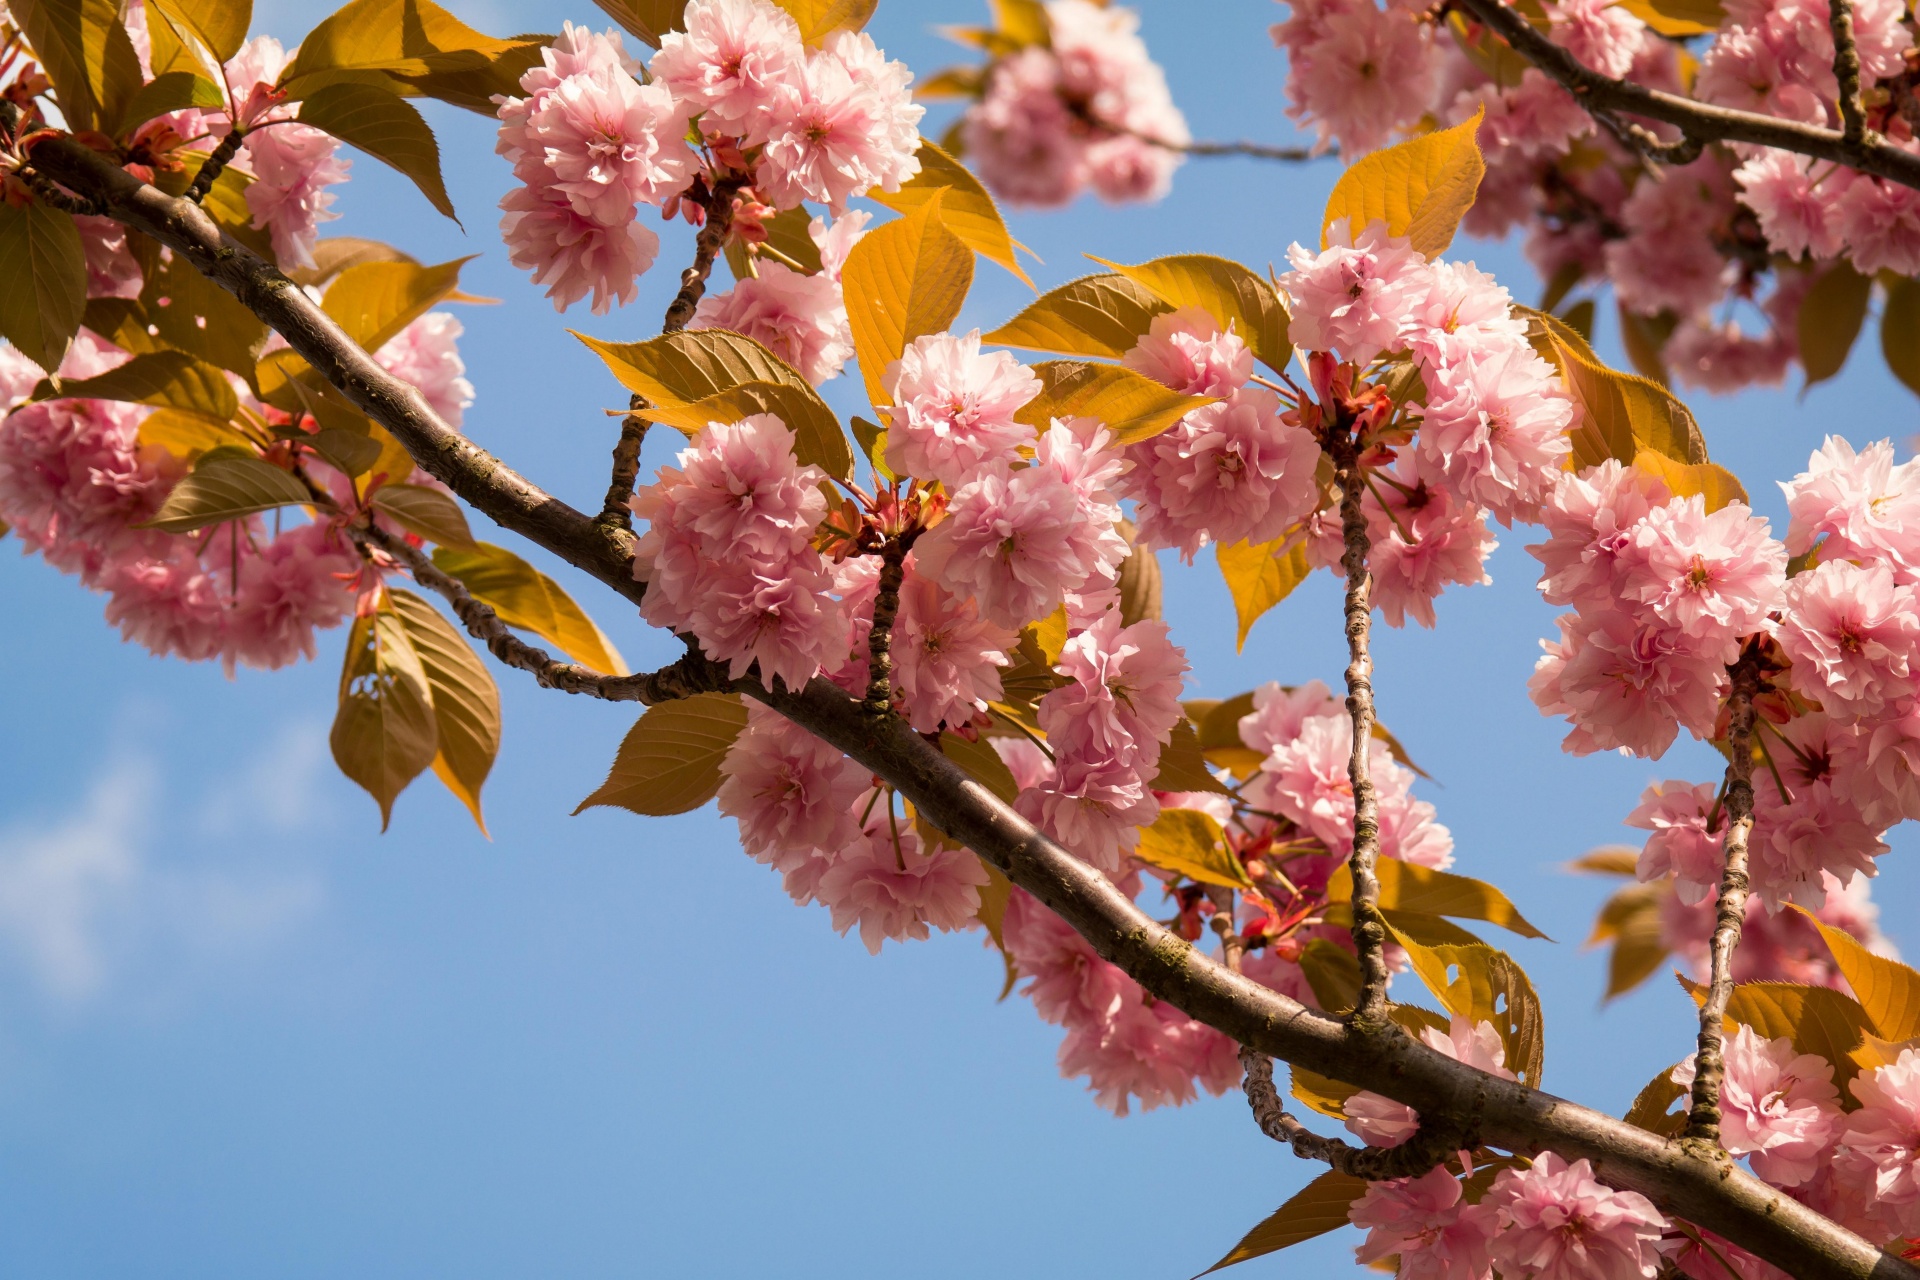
2, 2, 1917, 1276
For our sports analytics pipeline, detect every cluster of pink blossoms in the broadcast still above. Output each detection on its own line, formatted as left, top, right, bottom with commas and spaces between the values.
955, 0, 1190, 207
494, 4, 921, 315
1270, 0, 1920, 393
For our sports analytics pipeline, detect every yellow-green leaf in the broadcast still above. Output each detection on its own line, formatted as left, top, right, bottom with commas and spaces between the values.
591, 0, 688, 45
298, 237, 421, 288
33, 349, 238, 423
388, 588, 500, 834
842, 191, 973, 407
1149, 719, 1233, 794
323, 257, 472, 353
1391, 932, 1545, 1087
10, 0, 141, 133
1614, 0, 1725, 36
940, 732, 1021, 805
1200, 1170, 1369, 1275
1134, 808, 1250, 889
1623, 1064, 1689, 1136
575, 693, 748, 815
769, 0, 876, 44
371, 483, 476, 549
141, 247, 268, 377
117, 70, 226, 136
138, 408, 254, 461
1525, 307, 1708, 469
1298, 937, 1363, 1014
634, 379, 853, 480
331, 607, 439, 830
1882, 276, 1920, 398
575, 328, 816, 401
1088, 254, 1292, 376
725, 204, 824, 282
1795, 906, 1920, 1042
1799, 263, 1872, 389
1681, 971, 1874, 1095
141, 454, 314, 532
279, 0, 534, 100
1326, 859, 1548, 939
149, 0, 251, 63
1217, 538, 1311, 651
871, 139, 1033, 286
983, 271, 1171, 360
297, 82, 458, 222
1011, 360, 1212, 445
1584, 880, 1670, 1000
431, 542, 628, 675
1323, 107, 1486, 258
0, 199, 87, 375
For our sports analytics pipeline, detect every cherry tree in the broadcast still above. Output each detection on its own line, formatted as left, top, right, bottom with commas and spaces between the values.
4, 0, 1920, 1276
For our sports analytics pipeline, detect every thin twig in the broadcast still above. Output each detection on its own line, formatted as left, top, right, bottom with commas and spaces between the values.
662, 176, 746, 334
863, 537, 910, 717
1167, 138, 1319, 161
1240, 1048, 1463, 1180
10, 164, 102, 214
184, 131, 245, 204
1685, 654, 1764, 1145
598, 398, 651, 530
1830, 0, 1870, 145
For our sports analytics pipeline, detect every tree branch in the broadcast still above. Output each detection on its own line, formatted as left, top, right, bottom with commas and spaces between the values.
863, 535, 910, 717
183, 130, 244, 204
598, 399, 650, 531
1240, 1047, 1464, 1179
1168, 138, 1320, 161
37, 131, 1920, 1280
1830, 0, 1870, 145
1455, 0, 1920, 191
1685, 655, 1764, 1145
662, 175, 746, 334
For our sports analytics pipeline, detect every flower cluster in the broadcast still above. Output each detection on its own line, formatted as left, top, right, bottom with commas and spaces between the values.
495, 2, 921, 314
954, 0, 1190, 208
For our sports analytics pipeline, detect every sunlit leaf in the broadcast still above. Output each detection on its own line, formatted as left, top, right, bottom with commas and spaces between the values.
1569, 846, 1641, 876
141, 454, 314, 532
279, 0, 544, 110
871, 138, 1033, 286
1011, 360, 1211, 446
842, 191, 973, 407
1149, 719, 1233, 795
141, 248, 268, 377
1623, 1063, 1689, 1136
1217, 538, 1311, 651
1327, 860, 1547, 939
431, 542, 628, 675
298, 82, 458, 221
1632, 449, 1749, 512
1201, 1170, 1369, 1274
10, 0, 141, 133
1088, 254, 1292, 375
633, 379, 853, 480
1681, 971, 1875, 1096
0, 199, 87, 375
1323, 107, 1485, 258
1134, 808, 1250, 889
1613, 0, 1725, 35
149, 0, 252, 62
574, 328, 817, 401
1299, 937, 1363, 1014
331, 607, 438, 830
768, 0, 876, 44
388, 588, 500, 834
1584, 880, 1670, 1000
1795, 906, 1920, 1042
371, 483, 477, 549
725, 204, 824, 282
575, 693, 748, 815
1391, 932, 1545, 1087
32, 349, 238, 423
323, 257, 472, 353
983, 271, 1170, 359
297, 237, 421, 288
116, 69, 226, 135
138, 408, 254, 461
1524, 307, 1709, 470
914, 65, 986, 99
1116, 521, 1163, 625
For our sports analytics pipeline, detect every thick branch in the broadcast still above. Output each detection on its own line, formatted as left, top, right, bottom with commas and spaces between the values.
1456, 0, 1920, 191
41, 134, 1920, 1280
1329, 431, 1392, 1023
1686, 658, 1763, 1144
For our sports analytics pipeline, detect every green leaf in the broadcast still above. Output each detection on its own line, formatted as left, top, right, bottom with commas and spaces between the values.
1149, 719, 1232, 794
331, 607, 439, 830
1200, 1170, 1369, 1274
1614, 0, 1725, 35
431, 542, 628, 675
1681, 971, 1875, 1096
1323, 107, 1486, 258
1391, 933, 1545, 1087
279, 0, 538, 102
871, 139, 1033, 286
323, 257, 472, 353
1134, 808, 1250, 889
297, 82, 458, 222
633, 379, 853, 480
148, 0, 252, 62
371, 482, 476, 549
0, 199, 87, 375
590, 0, 689, 46
32, 349, 238, 423
10, 0, 141, 133
768, 0, 876, 43
1799, 263, 1872, 389
388, 588, 500, 834
982, 271, 1171, 360
1881, 276, 1920, 398
141, 247, 268, 377
117, 70, 226, 135
575, 693, 748, 816
1794, 906, 1920, 1041
725, 204, 824, 282
141, 454, 315, 532
842, 191, 973, 406
1632, 450, 1749, 513
940, 732, 1021, 805
575, 328, 817, 401
1087, 254, 1292, 376
1011, 360, 1212, 446
1326, 860, 1548, 939
1217, 539, 1311, 651
137, 408, 254, 461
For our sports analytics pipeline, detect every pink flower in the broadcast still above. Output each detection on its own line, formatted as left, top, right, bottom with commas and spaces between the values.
1777, 560, 1920, 721
1122, 306, 1254, 397
1622, 496, 1785, 646
1281, 220, 1432, 364
963, 49, 1086, 208
221, 523, 356, 673
692, 262, 853, 385
1747, 714, 1887, 912
97, 534, 228, 662
1277, 0, 1438, 158
815, 807, 988, 953
755, 36, 923, 211
1349, 1166, 1499, 1280
1363, 462, 1498, 628
1665, 318, 1795, 395
1735, 151, 1847, 261
1529, 609, 1727, 759
499, 183, 660, 314
1403, 259, 1531, 370
1606, 156, 1735, 321
632, 413, 827, 564
1416, 341, 1574, 520
1838, 175, 1920, 278
718, 703, 869, 875
1122, 387, 1322, 558
880, 331, 1042, 488
1547, 0, 1646, 76
890, 566, 1015, 733
1237, 679, 1342, 755
992, 736, 1057, 794
1530, 461, 1673, 610
1483, 1152, 1666, 1280
1669, 1026, 1842, 1187
1629, 780, 1723, 905
1835, 1048, 1920, 1241
650, 0, 805, 146
1780, 436, 1920, 580
520, 67, 696, 224
74, 216, 143, 300
666, 544, 850, 689
1040, 613, 1188, 770
375, 313, 474, 431
241, 122, 350, 271
1659, 868, 1892, 989
1019, 749, 1160, 874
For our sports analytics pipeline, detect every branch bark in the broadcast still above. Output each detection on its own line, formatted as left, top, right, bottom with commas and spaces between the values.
1456, 0, 1920, 191
33, 133, 1920, 1280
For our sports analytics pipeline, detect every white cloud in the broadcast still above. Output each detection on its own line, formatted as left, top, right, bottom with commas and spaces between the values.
0, 732, 327, 1005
